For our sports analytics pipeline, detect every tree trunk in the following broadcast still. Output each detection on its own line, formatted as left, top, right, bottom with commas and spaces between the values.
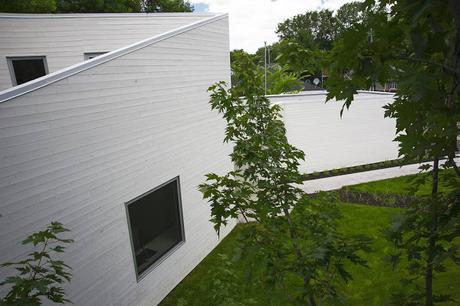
425, 157, 439, 306
282, 207, 317, 306
309, 295, 317, 306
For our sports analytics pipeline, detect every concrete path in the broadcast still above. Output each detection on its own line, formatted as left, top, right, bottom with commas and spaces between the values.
298, 163, 428, 194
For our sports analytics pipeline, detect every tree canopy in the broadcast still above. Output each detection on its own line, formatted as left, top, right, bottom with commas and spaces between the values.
0, 0, 57, 13
276, 2, 364, 51
55, 0, 140, 13
142, 0, 192, 13
0, 0, 193, 13
276, 9, 335, 50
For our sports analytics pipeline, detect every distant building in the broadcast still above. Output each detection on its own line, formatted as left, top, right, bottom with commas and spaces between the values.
373, 81, 398, 92
303, 80, 325, 91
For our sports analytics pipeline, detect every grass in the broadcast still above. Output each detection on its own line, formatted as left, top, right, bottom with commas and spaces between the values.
161, 204, 460, 305
337, 204, 405, 305
161, 172, 460, 305
160, 223, 289, 306
345, 169, 459, 196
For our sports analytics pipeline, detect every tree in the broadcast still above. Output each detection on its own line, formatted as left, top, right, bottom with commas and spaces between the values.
199, 65, 369, 304
275, 2, 364, 51
0, 222, 74, 305
326, 0, 460, 304
273, 2, 364, 85
276, 9, 336, 50
230, 49, 260, 90
230, 50, 302, 95
253, 42, 283, 67
275, 39, 325, 80
0, 0, 193, 13
56, 0, 140, 13
335, 2, 365, 34
266, 65, 303, 95
0, 0, 57, 13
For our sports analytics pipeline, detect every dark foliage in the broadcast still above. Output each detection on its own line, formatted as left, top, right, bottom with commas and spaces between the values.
0, 0, 193, 13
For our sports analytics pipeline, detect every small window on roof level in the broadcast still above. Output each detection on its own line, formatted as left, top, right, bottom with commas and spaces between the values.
7, 56, 48, 86
84, 52, 107, 61
126, 177, 185, 279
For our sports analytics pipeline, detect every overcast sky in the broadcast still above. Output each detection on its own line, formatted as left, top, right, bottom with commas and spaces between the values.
191, 0, 357, 53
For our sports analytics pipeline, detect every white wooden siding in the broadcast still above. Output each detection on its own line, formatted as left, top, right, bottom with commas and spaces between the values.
0, 13, 214, 91
0, 16, 233, 306
270, 92, 399, 173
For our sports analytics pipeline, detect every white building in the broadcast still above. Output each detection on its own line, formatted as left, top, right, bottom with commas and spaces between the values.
269, 91, 398, 173
0, 13, 234, 305
0, 13, 400, 306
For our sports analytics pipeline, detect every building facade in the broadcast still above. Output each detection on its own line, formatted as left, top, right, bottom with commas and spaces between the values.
0, 13, 234, 305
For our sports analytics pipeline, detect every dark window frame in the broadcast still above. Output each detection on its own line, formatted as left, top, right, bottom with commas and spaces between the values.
83, 52, 108, 61
7, 56, 49, 86
125, 176, 186, 281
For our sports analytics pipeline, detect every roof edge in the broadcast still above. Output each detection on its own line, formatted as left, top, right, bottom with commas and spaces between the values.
0, 13, 228, 104
356, 90, 395, 95
267, 90, 394, 99
266, 90, 327, 99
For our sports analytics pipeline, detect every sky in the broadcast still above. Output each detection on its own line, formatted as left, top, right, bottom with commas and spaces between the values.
191, 0, 357, 53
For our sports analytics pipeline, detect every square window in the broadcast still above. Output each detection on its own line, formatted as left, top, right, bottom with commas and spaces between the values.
126, 177, 185, 279
84, 52, 107, 61
7, 56, 48, 86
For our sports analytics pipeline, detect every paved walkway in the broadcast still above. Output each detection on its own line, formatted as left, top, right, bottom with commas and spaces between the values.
298, 163, 428, 194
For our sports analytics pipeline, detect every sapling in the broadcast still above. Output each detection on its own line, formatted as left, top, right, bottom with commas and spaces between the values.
199, 61, 369, 305
0, 222, 73, 305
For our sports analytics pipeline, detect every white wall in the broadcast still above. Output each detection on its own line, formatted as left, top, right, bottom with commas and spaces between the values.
0, 16, 233, 306
0, 13, 214, 91
270, 92, 399, 173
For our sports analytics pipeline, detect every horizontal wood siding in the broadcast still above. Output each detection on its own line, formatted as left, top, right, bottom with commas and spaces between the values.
0, 14, 211, 90
271, 93, 399, 173
0, 17, 233, 305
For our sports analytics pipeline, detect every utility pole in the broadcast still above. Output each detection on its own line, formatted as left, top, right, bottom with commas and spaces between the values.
268, 44, 271, 66
264, 41, 267, 96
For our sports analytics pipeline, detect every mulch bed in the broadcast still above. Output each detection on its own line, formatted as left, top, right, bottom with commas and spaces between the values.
301, 158, 432, 182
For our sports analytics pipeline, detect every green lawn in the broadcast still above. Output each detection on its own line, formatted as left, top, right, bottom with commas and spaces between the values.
345, 169, 459, 196
337, 204, 405, 305
160, 172, 460, 306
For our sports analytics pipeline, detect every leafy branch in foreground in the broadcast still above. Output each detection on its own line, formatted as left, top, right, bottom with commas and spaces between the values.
326, 0, 460, 304
0, 222, 74, 305
199, 70, 369, 305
